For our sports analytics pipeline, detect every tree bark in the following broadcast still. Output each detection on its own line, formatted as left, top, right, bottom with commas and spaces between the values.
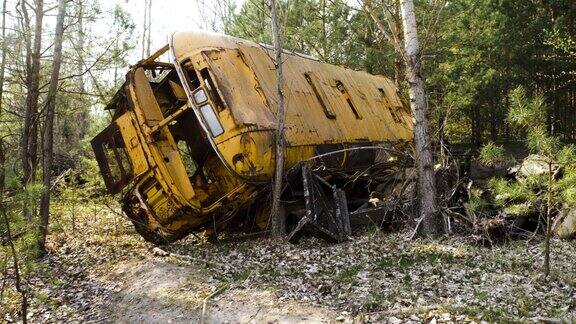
543, 161, 552, 277
400, 0, 443, 237
0, 0, 7, 110
77, 1, 85, 93
2, 207, 28, 323
0, 0, 8, 193
269, 0, 286, 237
22, 0, 44, 182
362, 0, 404, 55
141, 0, 152, 58
470, 104, 482, 148
20, 0, 44, 221
146, 0, 152, 57
141, 0, 147, 59
75, 0, 88, 141
38, 0, 66, 255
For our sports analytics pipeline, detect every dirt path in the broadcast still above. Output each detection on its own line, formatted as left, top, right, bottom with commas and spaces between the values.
103, 258, 340, 323
23, 204, 576, 324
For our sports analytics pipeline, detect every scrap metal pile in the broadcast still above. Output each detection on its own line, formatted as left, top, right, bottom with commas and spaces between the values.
280, 152, 417, 243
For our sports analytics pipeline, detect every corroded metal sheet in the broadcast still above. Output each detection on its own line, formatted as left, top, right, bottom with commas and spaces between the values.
91, 31, 415, 245
171, 31, 413, 144
288, 164, 351, 243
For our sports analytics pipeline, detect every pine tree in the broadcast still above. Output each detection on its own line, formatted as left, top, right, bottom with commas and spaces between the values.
481, 87, 576, 276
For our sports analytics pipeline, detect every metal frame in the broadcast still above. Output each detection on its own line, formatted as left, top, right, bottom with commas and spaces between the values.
91, 122, 134, 194
288, 164, 351, 243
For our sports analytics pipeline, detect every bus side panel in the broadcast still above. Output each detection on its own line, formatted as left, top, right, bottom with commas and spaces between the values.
116, 113, 149, 177
128, 67, 196, 204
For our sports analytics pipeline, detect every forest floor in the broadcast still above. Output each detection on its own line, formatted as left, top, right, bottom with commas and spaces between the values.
3, 198, 576, 323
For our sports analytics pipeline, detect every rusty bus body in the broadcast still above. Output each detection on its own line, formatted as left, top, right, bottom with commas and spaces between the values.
91, 31, 414, 244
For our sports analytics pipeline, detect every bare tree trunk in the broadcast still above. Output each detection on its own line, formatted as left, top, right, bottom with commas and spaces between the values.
400, 0, 443, 237
269, 0, 286, 237
543, 161, 553, 276
77, 1, 84, 93
0, 141, 4, 195
38, 0, 66, 255
146, 0, 152, 57
20, 0, 44, 221
394, 57, 402, 88
141, 0, 147, 59
141, 0, 151, 58
22, 0, 44, 182
0, 0, 8, 193
392, 5, 403, 88
0, 0, 7, 109
1, 207, 28, 323
75, 0, 88, 140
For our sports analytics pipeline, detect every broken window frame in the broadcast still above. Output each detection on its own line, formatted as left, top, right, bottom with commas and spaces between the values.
178, 60, 225, 138
177, 140, 198, 178
180, 59, 201, 90
378, 87, 403, 124
92, 122, 134, 194
304, 72, 336, 119
200, 68, 227, 112
335, 80, 362, 120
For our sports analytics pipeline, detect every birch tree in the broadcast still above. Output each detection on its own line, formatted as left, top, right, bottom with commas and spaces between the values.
142, 0, 152, 58
400, 0, 443, 236
269, 0, 287, 237
38, 0, 67, 254
362, 0, 444, 236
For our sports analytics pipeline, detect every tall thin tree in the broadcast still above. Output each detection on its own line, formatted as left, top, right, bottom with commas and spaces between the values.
269, 0, 286, 237
38, 0, 67, 254
2, 207, 27, 323
20, 0, 44, 221
21, 0, 44, 182
75, 0, 88, 140
0, 0, 8, 193
141, 0, 152, 58
399, 0, 443, 236
146, 0, 151, 57
77, 1, 84, 92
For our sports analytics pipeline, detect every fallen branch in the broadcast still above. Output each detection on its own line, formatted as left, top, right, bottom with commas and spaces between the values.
200, 283, 230, 324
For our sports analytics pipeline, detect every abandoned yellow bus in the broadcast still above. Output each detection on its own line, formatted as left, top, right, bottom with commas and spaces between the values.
91, 31, 413, 244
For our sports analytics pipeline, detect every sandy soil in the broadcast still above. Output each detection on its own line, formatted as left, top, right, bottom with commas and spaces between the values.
104, 258, 340, 324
